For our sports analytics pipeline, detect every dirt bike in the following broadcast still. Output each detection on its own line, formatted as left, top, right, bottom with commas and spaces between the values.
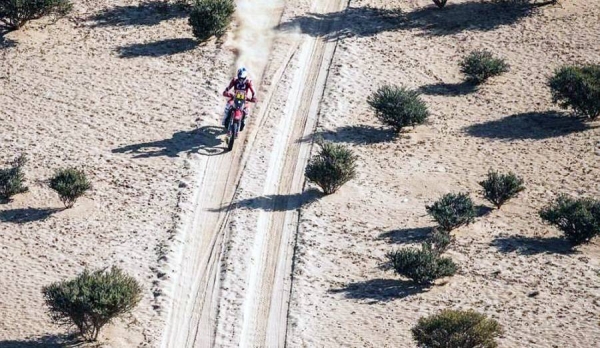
223, 90, 255, 151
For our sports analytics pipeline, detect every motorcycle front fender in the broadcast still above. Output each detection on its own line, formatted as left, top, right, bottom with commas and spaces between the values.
234, 109, 243, 120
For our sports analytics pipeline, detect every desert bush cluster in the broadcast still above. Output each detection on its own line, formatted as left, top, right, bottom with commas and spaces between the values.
188, 0, 235, 41
0, 154, 28, 200
549, 64, 600, 120
479, 170, 525, 209
368, 85, 429, 133
0, 156, 90, 208
49, 168, 91, 208
384, 172, 523, 346
459, 50, 510, 84
43, 267, 142, 341
371, 25, 596, 339
1, 0, 236, 44
0, 0, 71, 31
426, 192, 476, 232
412, 309, 503, 348
305, 140, 357, 194
387, 170, 527, 286
387, 242, 457, 285
540, 195, 600, 245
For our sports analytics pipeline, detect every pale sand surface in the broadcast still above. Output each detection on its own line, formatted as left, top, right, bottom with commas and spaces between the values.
2, 0, 600, 347
286, 0, 600, 347
1, 0, 230, 346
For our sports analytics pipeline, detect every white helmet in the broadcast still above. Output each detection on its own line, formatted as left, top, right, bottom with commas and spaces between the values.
237, 67, 248, 81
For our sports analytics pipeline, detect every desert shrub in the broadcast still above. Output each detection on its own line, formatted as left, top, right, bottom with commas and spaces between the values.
412, 309, 503, 348
305, 140, 357, 195
0, 154, 28, 200
43, 267, 142, 341
188, 0, 234, 41
426, 192, 476, 232
367, 85, 429, 133
479, 170, 525, 209
459, 50, 509, 84
387, 243, 457, 285
549, 65, 600, 120
0, 0, 72, 31
428, 228, 452, 254
432, 0, 447, 8
539, 195, 600, 245
49, 168, 91, 208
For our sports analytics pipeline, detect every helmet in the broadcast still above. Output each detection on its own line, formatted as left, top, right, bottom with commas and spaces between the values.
237, 67, 248, 81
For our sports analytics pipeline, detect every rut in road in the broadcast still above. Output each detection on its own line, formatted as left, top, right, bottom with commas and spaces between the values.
160, 0, 346, 346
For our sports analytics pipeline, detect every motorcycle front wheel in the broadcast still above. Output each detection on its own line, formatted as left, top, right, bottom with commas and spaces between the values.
227, 122, 238, 151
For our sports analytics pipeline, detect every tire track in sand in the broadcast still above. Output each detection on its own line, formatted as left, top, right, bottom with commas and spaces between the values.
161, 0, 345, 345
159, 35, 292, 348
232, 0, 346, 346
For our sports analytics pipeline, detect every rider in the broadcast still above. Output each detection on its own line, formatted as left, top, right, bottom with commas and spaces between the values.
222, 67, 256, 131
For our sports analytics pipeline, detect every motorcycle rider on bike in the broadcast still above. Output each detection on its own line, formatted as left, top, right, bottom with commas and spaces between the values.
222, 67, 256, 131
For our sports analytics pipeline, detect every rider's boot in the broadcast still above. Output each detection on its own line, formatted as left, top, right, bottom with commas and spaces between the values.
222, 105, 231, 127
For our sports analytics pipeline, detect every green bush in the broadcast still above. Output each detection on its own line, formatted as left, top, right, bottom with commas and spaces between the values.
305, 140, 357, 195
0, 154, 28, 200
479, 170, 525, 209
0, 0, 72, 31
426, 192, 476, 232
432, 0, 448, 8
367, 85, 429, 133
428, 228, 452, 254
188, 0, 235, 41
387, 243, 457, 285
49, 168, 91, 208
459, 50, 509, 84
539, 194, 600, 245
42, 267, 142, 341
549, 65, 600, 120
412, 309, 503, 348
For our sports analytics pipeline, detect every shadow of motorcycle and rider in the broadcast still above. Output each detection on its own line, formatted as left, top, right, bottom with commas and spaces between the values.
114, 70, 255, 158
112, 125, 230, 158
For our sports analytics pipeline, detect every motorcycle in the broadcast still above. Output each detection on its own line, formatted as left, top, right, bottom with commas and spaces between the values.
223, 90, 255, 151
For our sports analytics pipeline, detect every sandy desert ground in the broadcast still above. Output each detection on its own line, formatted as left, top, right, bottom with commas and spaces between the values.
286, 0, 600, 347
1, 0, 599, 347
1, 0, 231, 345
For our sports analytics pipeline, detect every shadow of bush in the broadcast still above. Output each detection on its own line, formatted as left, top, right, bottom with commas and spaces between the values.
329, 278, 426, 302
491, 235, 574, 255
464, 111, 591, 140
276, 1, 550, 41
89, 1, 190, 27
0, 208, 62, 223
419, 81, 478, 96
116, 38, 198, 58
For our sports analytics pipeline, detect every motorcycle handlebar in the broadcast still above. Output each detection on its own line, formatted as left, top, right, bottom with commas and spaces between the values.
224, 93, 256, 103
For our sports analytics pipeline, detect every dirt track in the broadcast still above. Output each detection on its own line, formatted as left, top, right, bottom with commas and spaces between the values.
160, 0, 345, 346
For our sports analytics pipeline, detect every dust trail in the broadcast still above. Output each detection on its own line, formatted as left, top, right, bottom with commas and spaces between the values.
225, 0, 285, 85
